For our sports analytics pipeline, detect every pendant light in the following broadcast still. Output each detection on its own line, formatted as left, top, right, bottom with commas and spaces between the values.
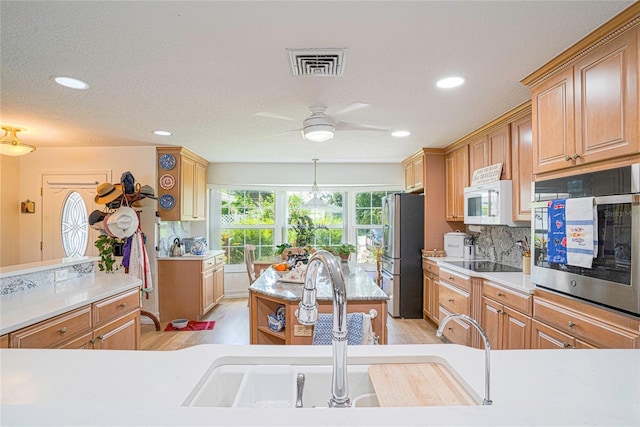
0, 126, 36, 156
304, 159, 326, 208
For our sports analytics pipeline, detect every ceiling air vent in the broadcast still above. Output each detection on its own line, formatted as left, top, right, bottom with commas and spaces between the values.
287, 48, 348, 77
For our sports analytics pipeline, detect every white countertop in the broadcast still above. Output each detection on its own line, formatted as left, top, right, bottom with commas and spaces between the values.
0, 273, 142, 335
157, 249, 225, 261
1, 344, 638, 426
0, 256, 99, 279
427, 256, 535, 294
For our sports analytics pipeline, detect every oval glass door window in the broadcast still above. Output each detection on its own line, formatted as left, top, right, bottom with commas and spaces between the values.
61, 191, 89, 257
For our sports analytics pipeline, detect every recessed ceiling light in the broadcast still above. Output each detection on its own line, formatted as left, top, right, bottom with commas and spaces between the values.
436, 76, 465, 89
152, 130, 172, 136
391, 130, 411, 138
52, 76, 89, 90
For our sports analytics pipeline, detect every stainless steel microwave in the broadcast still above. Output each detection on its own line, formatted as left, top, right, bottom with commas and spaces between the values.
531, 164, 640, 316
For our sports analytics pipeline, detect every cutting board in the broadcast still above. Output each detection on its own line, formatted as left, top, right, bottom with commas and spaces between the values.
368, 363, 477, 407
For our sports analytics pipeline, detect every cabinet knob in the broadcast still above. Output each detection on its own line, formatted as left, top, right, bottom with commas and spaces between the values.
497, 292, 505, 297
59, 326, 68, 334
568, 321, 575, 328
497, 309, 503, 314
448, 327, 453, 331
97, 335, 105, 340
562, 342, 571, 348
119, 303, 126, 308
572, 153, 581, 160
564, 156, 572, 161
448, 298, 454, 303
448, 276, 454, 281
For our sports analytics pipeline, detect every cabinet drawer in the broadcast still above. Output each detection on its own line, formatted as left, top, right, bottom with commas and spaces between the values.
531, 319, 575, 350
438, 307, 471, 346
439, 281, 470, 316
483, 281, 532, 316
10, 306, 92, 349
202, 256, 217, 271
422, 260, 439, 275
439, 268, 470, 292
533, 298, 638, 349
93, 288, 140, 327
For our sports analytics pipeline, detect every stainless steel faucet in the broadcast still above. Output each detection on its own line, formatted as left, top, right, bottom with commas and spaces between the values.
436, 313, 493, 405
295, 250, 350, 408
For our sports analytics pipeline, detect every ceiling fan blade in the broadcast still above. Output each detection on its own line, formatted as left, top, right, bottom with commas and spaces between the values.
335, 121, 390, 132
255, 111, 297, 121
331, 103, 370, 117
258, 128, 303, 140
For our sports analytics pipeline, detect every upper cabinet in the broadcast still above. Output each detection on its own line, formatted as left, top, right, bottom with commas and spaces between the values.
511, 114, 533, 222
402, 150, 425, 192
468, 124, 512, 181
445, 145, 468, 222
156, 147, 209, 221
524, 6, 640, 178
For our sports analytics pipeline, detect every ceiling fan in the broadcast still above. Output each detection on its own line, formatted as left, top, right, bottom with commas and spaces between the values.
256, 104, 390, 142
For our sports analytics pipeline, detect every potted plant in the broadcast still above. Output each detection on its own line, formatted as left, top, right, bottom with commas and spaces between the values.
95, 234, 121, 273
322, 243, 356, 262
290, 215, 327, 247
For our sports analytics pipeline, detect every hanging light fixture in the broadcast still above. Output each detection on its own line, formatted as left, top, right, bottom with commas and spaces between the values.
0, 126, 36, 156
304, 158, 326, 208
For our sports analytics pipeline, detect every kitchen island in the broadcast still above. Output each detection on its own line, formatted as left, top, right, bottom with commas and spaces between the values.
1, 343, 638, 426
249, 263, 389, 344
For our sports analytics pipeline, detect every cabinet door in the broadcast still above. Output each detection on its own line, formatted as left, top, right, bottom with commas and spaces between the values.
194, 162, 207, 220
488, 124, 511, 180
422, 269, 430, 318
574, 29, 638, 164
404, 162, 415, 192
413, 155, 424, 190
93, 310, 140, 350
445, 146, 468, 221
481, 297, 503, 350
202, 267, 215, 316
181, 156, 196, 220
0, 334, 8, 348
532, 67, 575, 174
213, 265, 225, 304
511, 115, 533, 222
59, 331, 94, 349
429, 276, 439, 324
468, 137, 488, 179
502, 306, 531, 350
531, 320, 573, 350
438, 306, 471, 346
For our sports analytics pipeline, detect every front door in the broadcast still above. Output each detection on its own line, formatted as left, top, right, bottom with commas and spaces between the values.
42, 173, 108, 260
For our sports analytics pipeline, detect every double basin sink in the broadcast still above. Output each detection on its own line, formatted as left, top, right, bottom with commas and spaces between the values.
182, 355, 479, 409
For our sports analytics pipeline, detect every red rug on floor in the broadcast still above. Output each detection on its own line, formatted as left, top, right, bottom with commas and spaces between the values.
164, 321, 216, 332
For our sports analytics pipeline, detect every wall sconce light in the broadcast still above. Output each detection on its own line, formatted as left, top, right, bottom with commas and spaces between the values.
21, 199, 35, 214
1, 126, 36, 156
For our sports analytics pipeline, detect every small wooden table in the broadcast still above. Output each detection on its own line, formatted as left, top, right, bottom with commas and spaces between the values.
253, 258, 279, 278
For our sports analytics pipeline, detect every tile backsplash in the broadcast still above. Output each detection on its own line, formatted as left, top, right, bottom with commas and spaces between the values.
467, 225, 531, 269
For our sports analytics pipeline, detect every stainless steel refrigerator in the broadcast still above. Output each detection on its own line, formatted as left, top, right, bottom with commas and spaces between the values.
381, 192, 424, 318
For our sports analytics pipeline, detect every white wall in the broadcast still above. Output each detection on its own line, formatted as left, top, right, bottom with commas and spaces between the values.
1, 155, 21, 266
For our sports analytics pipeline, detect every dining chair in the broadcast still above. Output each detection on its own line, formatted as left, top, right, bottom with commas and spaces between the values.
244, 244, 257, 285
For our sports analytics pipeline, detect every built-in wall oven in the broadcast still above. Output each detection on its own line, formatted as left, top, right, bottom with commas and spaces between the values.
531, 164, 640, 316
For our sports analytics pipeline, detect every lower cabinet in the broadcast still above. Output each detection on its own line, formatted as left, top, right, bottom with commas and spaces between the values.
422, 259, 439, 324
158, 253, 225, 321
480, 280, 533, 350
8, 288, 141, 350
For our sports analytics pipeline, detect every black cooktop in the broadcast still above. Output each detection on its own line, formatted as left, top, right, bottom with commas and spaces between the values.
446, 260, 522, 273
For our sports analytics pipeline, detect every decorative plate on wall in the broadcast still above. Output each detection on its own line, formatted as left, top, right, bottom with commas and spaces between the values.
159, 154, 176, 170
159, 174, 175, 190
159, 194, 175, 210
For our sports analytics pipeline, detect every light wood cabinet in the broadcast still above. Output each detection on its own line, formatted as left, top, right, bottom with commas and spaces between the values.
402, 151, 425, 192
445, 145, 468, 222
422, 259, 439, 324
532, 289, 640, 349
468, 125, 511, 181
438, 306, 471, 346
249, 291, 388, 345
438, 268, 472, 346
156, 146, 209, 221
481, 296, 531, 350
511, 114, 533, 222
158, 253, 225, 321
8, 289, 140, 350
0, 334, 9, 348
528, 23, 639, 177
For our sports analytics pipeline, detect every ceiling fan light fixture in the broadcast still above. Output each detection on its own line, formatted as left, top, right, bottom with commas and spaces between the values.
0, 126, 36, 156
304, 124, 335, 142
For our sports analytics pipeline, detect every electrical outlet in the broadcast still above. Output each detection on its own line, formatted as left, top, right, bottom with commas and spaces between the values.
54, 269, 68, 281
294, 325, 313, 337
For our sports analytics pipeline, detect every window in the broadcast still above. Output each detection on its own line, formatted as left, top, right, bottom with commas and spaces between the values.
219, 190, 275, 265
61, 191, 89, 257
286, 191, 344, 249
354, 191, 392, 263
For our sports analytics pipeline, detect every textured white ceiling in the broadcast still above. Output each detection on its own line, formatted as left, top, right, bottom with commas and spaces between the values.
0, 1, 634, 163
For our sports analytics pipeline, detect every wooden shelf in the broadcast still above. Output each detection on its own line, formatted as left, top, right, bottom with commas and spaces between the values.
257, 325, 285, 341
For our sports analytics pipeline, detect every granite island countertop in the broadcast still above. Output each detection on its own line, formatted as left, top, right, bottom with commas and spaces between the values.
250, 263, 388, 302
156, 249, 225, 261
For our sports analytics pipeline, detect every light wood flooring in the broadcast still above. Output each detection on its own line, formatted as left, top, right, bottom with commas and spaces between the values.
141, 298, 443, 351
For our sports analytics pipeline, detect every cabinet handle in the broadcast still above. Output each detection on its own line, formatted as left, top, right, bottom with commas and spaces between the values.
572, 153, 581, 160
448, 276, 454, 281
568, 321, 575, 328
562, 342, 571, 348
448, 298, 454, 303
59, 326, 68, 334
497, 292, 505, 297
89, 339, 96, 344
448, 327, 453, 331
97, 335, 105, 340
497, 309, 503, 314
564, 156, 572, 161
119, 303, 126, 308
